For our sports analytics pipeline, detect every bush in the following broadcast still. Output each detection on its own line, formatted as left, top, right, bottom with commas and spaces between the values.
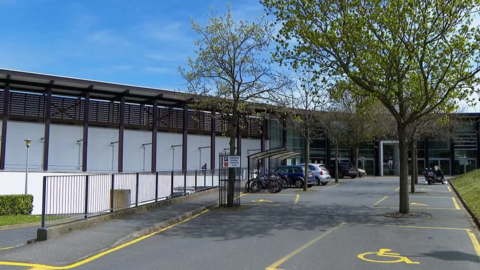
0, 195, 33, 215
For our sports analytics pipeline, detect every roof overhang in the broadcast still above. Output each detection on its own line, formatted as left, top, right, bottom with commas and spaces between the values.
0, 68, 193, 107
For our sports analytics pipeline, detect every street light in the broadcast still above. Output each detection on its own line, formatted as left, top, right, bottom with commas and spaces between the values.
24, 139, 31, 195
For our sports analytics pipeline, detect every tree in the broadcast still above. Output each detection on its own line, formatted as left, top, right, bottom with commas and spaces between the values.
179, 4, 288, 206
263, 0, 480, 213
330, 81, 385, 171
275, 75, 329, 191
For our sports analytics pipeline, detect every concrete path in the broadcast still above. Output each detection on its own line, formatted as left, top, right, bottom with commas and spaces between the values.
0, 177, 478, 270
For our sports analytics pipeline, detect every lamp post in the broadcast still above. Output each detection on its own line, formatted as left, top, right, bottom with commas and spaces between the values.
24, 139, 31, 195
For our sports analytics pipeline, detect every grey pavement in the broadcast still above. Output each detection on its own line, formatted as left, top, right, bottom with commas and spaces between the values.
0, 226, 37, 249
0, 177, 479, 270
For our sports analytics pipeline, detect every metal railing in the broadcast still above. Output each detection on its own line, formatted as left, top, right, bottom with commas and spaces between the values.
41, 169, 225, 228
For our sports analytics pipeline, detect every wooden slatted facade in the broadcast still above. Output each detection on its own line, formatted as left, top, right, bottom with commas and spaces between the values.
0, 89, 268, 138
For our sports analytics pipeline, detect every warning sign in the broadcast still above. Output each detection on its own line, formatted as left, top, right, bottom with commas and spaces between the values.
223, 156, 241, 168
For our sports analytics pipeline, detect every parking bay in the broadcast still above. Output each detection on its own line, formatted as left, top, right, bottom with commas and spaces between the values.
373, 196, 460, 210
266, 223, 480, 270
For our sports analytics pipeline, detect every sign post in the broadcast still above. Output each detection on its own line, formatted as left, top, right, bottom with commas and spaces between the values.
223, 155, 241, 168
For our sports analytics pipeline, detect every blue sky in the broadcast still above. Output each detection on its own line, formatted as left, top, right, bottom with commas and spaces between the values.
0, 0, 266, 91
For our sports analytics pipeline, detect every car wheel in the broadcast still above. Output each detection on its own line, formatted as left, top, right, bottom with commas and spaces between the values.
351, 175, 356, 179
315, 177, 321, 186
321, 182, 328, 186
294, 179, 304, 188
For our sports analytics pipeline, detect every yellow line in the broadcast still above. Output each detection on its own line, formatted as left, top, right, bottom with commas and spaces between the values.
395, 187, 399, 191
241, 194, 296, 196
265, 223, 345, 270
294, 195, 299, 205
447, 186, 452, 192
372, 206, 459, 210
0, 210, 209, 269
0, 247, 13, 251
323, 184, 339, 190
347, 222, 469, 231
0, 223, 39, 231
452, 198, 460, 210
393, 196, 456, 199
467, 230, 480, 260
372, 196, 388, 207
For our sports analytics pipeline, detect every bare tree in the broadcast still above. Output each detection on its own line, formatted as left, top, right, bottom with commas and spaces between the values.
179, 4, 289, 206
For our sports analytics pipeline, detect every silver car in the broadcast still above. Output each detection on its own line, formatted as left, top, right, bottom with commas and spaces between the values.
298, 163, 331, 186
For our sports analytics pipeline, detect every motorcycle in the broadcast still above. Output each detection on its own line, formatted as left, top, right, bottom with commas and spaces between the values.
423, 165, 446, 185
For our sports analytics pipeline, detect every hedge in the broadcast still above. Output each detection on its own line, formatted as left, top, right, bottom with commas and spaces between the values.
0, 195, 34, 215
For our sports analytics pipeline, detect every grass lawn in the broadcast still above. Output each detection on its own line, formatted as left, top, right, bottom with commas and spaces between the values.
0, 215, 43, 227
450, 169, 480, 219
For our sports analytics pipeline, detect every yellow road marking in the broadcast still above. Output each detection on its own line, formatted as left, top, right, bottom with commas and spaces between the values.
467, 230, 480, 260
251, 199, 272, 203
411, 202, 428, 206
447, 186, 452, 192
452, 198, 460, 210
358, 248, 419, 264
241, 194, 296, 196
323, 184, 339, 190
0, 246, 13, 251
372, 196, 388, 207
385, 224, 469, 231
395, 187, 399, 191
373, 206, 459, 210
265, 223, 345, 270
0, 210, 209, 269
0, 223, 39, 231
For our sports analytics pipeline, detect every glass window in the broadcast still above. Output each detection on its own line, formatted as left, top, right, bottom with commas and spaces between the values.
429, 149, 451, 158
416, 150, 425, 158
417, 141, 425, 149
428, 140, 449, 149
359, 149, 374, 158
276, 167, 288, 174
455, 150, 477, 159
310, 139, 326, 149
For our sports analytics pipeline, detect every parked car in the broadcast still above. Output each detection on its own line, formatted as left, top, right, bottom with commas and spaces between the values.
326, 162, 357, 179
357, 168, 367, 177
298, 163, 331, 186
274, 165, 316, 188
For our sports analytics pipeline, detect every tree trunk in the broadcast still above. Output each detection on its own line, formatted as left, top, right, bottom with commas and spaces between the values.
335, 144, 339, 183
413, 141, 418, 185
353, 147, 359, 169
304, 131, 310, 191
410, 140, 415, 194
398, 124, 410, 214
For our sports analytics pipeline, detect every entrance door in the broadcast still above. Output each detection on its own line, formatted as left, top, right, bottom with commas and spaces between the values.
428, 159, 450, 175
382, 143, 400, 176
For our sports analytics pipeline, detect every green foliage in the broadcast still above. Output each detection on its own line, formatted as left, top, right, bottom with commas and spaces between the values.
179, 4, 290, 155
0, 195, 34, 215
0, 215, 42, 226
263, 0, 480, 122
450, 169, 480, 220
264, 0, 480, 213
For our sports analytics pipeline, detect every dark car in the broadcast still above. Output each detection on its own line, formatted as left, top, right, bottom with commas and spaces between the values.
326, 162, 357, 179
274, 165, 316, 188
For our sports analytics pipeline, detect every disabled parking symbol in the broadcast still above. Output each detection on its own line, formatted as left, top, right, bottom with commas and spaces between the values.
358, 248, 420, 264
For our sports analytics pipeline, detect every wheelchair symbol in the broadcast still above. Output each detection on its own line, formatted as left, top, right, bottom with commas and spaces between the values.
358, 248, 420, 264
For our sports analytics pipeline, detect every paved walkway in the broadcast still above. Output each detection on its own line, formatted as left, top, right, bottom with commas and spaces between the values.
0, 177, 478, 270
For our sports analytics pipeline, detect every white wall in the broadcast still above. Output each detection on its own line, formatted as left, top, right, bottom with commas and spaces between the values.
0, 121, 263, 173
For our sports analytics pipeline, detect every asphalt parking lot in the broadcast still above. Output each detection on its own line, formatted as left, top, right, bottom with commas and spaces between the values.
0, 177, 478, 270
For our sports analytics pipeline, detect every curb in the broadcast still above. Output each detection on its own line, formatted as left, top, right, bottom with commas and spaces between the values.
37, 187, 219, 241
448, 180, 480, 230
112, 202, 217, 247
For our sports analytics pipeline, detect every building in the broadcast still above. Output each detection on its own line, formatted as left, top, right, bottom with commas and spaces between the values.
0, 69, 478, 177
